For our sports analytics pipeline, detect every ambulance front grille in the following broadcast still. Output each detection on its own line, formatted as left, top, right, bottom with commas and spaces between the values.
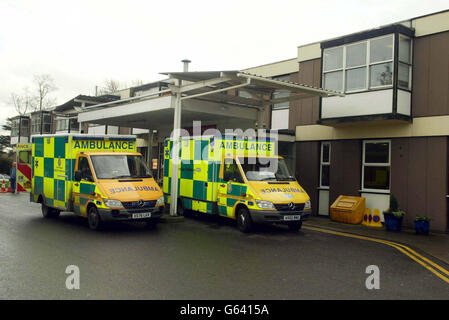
122, 200, 157, 209
274, 203, 305, 212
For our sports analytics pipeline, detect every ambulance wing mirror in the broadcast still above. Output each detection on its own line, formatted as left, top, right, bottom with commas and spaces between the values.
74, 170, 82, 181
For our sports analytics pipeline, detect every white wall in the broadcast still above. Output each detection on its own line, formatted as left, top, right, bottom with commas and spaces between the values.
322, 89, 393, 119
271, 109, 289, 130
397, 89, 411, 116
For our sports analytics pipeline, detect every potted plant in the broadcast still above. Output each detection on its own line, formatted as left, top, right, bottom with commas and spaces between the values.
414, 216, 431, 235
383, 195, 405, 232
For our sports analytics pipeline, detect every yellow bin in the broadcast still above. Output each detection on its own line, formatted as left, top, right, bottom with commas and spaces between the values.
330, 195, 366, 224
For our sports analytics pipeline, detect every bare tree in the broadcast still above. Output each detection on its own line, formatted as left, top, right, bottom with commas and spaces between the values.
9, 87, 35, 115
99, 79, 121, 95
130, 79, 144, 87
33, 74, 57, 111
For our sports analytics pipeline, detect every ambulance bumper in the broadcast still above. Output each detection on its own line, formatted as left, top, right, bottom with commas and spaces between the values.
97, 206, 164, 222
249, 208, 311, 224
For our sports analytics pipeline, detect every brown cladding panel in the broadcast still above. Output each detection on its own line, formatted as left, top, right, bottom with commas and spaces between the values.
329, 140, 361, 205
391, 138, 410, 216
394, 137, 448, 232
406, 138, 427, 226
428, 33, 449, 116
425, 137, 447, 232
290, 59, 321, 129
412, 32, 449, 117
295, 141, 319, 215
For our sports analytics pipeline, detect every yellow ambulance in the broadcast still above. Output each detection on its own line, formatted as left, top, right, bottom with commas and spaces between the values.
31, 134, 164, 230
163, 135, 311, 232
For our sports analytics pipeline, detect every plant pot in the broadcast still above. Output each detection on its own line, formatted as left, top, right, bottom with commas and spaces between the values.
384, 213, 403, 232
414, 220, 430, 235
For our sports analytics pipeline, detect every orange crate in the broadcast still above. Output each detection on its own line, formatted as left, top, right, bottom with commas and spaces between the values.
330, 196, 366, 224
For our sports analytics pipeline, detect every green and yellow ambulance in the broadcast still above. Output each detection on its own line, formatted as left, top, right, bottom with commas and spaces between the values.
31, 134, 164, 230
163, 135, 311, 232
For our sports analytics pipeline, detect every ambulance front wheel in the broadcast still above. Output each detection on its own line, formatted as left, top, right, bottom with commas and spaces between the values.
88, 206, 103, 231
237, 207, 253, 233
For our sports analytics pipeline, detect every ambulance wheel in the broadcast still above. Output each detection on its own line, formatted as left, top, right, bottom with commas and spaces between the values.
237, 207, 253, 233
41, 202, 58, 218
288, 221, 303, 232
88, 206, 103, 231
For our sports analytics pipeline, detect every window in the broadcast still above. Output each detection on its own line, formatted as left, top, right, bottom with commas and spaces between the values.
323, 34, 398, 93
272, 75, 291, 110
77, 157, 93, 181
69, 118, 79, 132
56, 119, 69, 131
31, 114, 41, 135
42, 113, 52, 133
398, 35, 412, 90
362, 140, 390, 191
223, 160, 243, 183
320, 142, 330, 188
11, 118, 19, 137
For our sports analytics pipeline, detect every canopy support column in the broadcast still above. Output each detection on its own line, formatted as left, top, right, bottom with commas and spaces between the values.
169, 91, 182, 216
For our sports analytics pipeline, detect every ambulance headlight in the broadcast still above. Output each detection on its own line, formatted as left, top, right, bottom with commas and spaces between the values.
156, 196, 164, 206
104, 199, 123, 208
256, 200, 275, 210
304, 200, 311, 209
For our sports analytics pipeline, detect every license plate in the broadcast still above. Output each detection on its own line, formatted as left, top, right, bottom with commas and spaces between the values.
284, 215, 301, 221
132, 212, 152, 219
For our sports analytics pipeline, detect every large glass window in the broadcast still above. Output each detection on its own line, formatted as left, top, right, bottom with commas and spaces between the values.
91, 155, 152, 179
370, 36, 393, 63
362, 140, 390, 191
370, 62, 393, 87
320, 142, 330, 188
323, 34, 402, 93
238, 157, 295, 182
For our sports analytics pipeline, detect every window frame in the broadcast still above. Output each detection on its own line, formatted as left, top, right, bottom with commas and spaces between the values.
319, 141, 331, 189
322, 34, 398, 94
361, 139, 391, 193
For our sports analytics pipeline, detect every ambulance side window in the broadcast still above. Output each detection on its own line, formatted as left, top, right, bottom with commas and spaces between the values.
78, 157, 93, 182
223, 160, 243, 183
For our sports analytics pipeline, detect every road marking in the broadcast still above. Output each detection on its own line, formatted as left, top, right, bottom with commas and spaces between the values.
303, 225, 449, 285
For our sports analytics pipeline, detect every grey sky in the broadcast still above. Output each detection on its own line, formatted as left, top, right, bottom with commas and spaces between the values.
1, 0, 448, 134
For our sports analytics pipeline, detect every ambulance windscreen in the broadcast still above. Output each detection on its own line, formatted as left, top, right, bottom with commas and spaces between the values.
91, 155, 152, 179
238, 157, 295, 182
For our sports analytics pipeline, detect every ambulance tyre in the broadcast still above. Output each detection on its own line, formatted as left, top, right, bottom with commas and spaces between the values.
41, 202, 59, 218
88, 206, 103, 231
288, 221, 303, 232
237, 207, 253, 233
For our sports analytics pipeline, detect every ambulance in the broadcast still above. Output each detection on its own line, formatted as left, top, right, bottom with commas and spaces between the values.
30, 134, 164, 230
163, 135, 311, 232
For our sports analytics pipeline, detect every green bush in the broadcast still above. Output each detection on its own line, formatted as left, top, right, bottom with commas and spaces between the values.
415, 216, 431, 222
389, 194, 399, 212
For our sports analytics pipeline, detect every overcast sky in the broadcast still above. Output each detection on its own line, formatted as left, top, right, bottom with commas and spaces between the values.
0, 0, 448, 134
